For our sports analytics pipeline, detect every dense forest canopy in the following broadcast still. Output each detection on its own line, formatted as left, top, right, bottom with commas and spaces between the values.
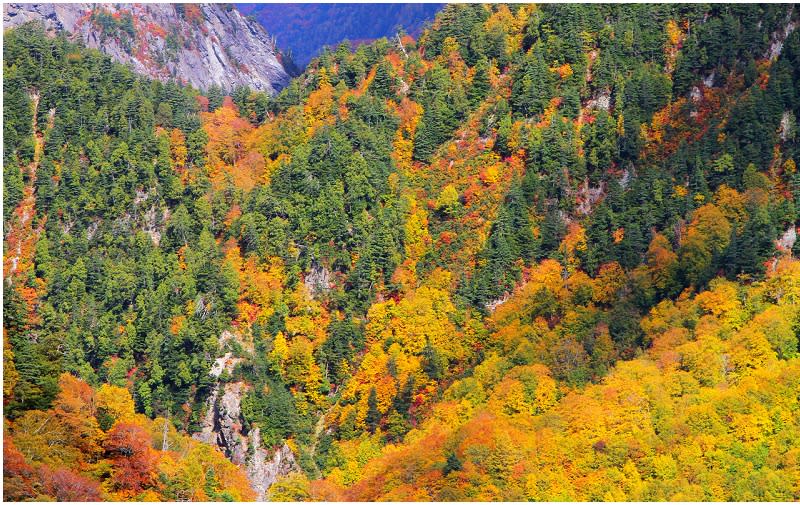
4, 3, 800, 501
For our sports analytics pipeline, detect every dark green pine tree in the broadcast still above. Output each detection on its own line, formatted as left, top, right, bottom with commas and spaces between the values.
494, 113, 513, 158
510, 52, 554, 118
370, 61, 396, 99
3, 67, 36, 163
539, 206, 566, 259
468, 57, 491, 106
319, 317, 363, 385
506, 184, 538, 261
422, 337, 445, 380
371, 217, 399, 284
443, 451, 463, 475
206, 84, 224, 112
689, 156, 710, 201
366, 387, 381, 433
730, 209, 776, 277
34, 158, 57, 215
3, 162, 24, 217
584, 203, 614, 274
392, 374, 416, 415
560, 86, 581, 119
165, 204, 196, 248
413, 95, 457, 162
479, 210, 517, 300
615, 217, 646, 270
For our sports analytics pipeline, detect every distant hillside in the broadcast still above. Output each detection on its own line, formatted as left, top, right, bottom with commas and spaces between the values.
237, 3, 442, 66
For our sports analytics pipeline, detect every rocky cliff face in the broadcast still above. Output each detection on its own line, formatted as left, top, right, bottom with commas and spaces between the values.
194, 331, 299, 500
3, 3, 294, 94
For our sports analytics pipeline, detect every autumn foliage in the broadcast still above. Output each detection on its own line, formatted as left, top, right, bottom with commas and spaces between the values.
3, 375, 254, 501
5, 3, 800, 503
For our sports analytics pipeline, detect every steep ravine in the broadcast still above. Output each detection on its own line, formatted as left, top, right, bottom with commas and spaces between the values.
3, 89, 47, 291
194, 331, 299, 500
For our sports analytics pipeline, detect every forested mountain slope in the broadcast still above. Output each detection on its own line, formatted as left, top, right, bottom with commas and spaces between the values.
4, 4, 800, 501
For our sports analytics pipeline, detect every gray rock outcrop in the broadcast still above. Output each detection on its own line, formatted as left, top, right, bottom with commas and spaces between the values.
4, 3, 294, 94
195, 333, 299, 500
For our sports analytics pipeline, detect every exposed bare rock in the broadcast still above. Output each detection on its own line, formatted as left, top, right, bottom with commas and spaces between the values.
780, 111, 796, 142
195, 332, 300, 499
586, 89, 611, 111
194, 387, 220, 446
767, 7, 796, 61
690, 86, 703, 103
246, 430, 298, 499
3, 3, 294, 94
210, 352, 242, 379
574, 178, 605, 216
142, 206, 163, 246
619, 168, 632, 189
216, 382, 249, 465
304, 263, 333, 299
85, 221, 98, 241
485, 293, 510, 313
776, 225, 797, 253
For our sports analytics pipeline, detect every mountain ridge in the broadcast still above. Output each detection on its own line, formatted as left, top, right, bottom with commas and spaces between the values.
237, 3, 443, 66
3, 3, 295, 94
